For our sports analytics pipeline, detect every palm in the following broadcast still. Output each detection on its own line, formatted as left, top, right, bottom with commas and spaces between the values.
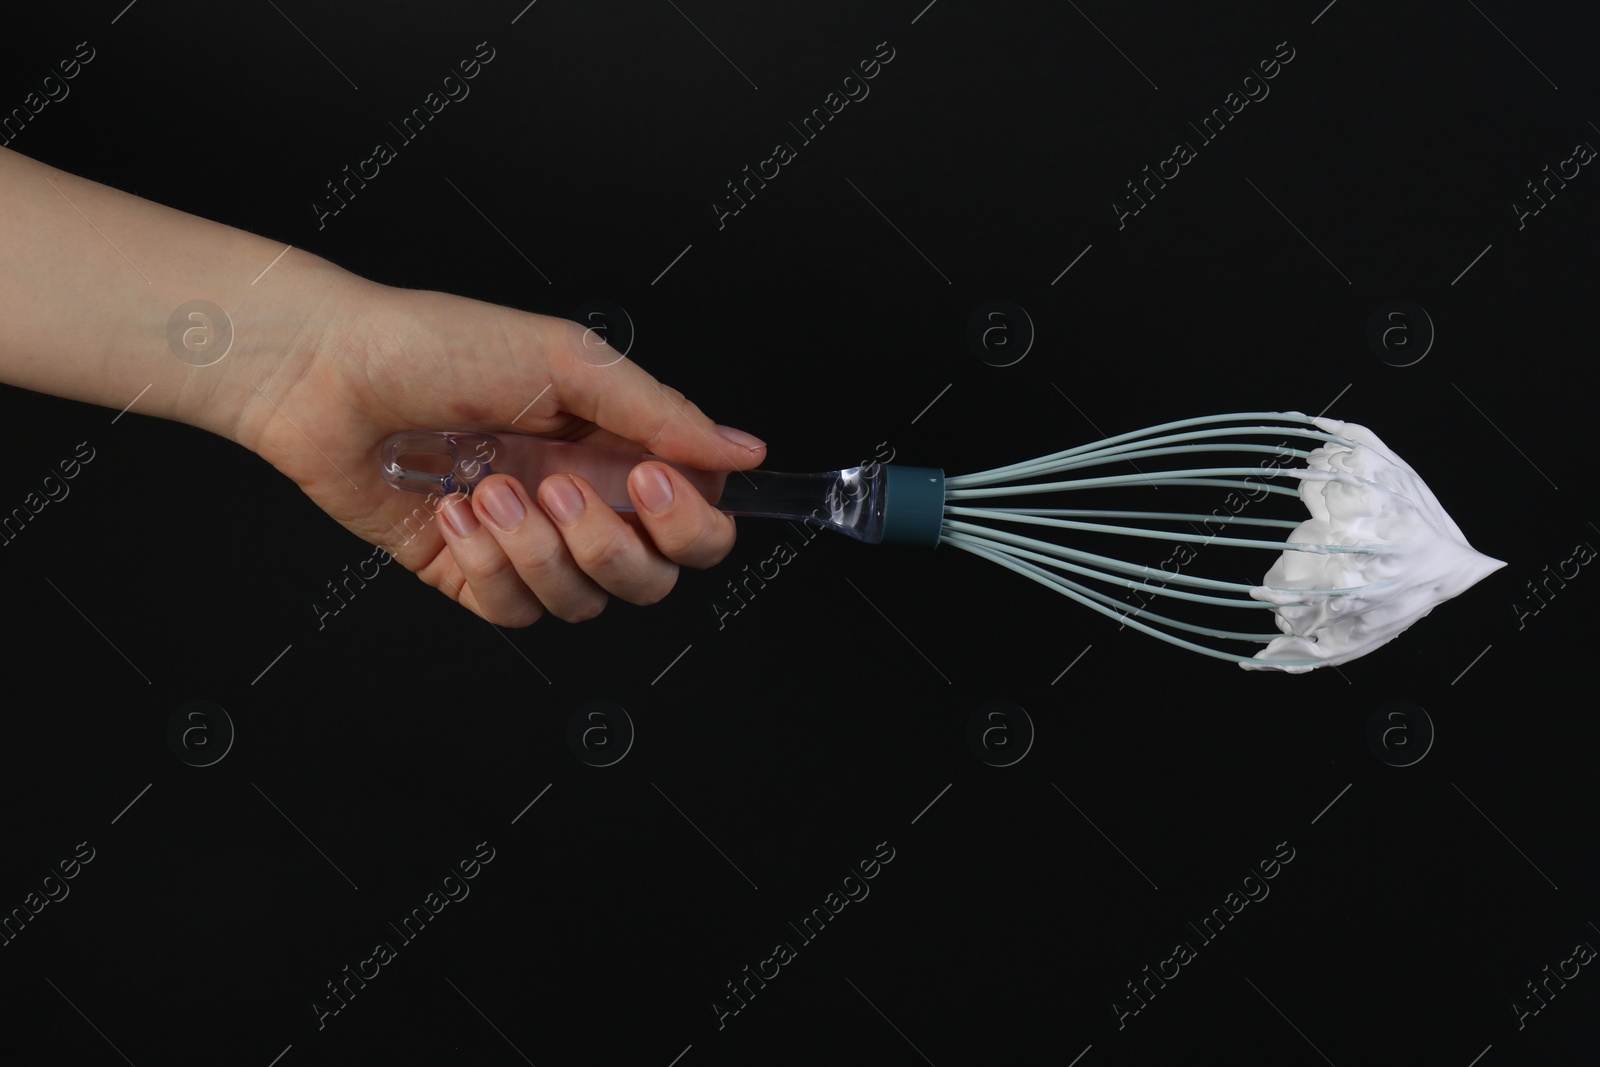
249, 289, 614, 590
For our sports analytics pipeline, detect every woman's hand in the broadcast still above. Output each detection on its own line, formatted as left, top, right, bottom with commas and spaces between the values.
234, 278, 766, 626
0, 146, 759, 626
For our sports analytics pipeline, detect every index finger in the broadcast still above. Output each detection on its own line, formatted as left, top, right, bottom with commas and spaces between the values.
542, 318, 767, 473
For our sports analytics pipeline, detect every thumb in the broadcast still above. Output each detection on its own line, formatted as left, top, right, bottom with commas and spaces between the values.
545, 318, 766, 471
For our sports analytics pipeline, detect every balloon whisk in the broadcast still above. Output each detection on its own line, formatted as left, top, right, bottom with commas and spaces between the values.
938, 411, 1504, 672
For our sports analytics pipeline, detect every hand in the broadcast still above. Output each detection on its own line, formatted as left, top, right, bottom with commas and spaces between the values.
0, 147, 763, 627
236, 277, 766, 626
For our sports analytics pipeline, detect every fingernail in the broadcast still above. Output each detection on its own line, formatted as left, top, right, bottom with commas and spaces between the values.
443, 495, 478, 537
716, 424, 765, 453
480, 482, 526, 531
539, 476, 585, 524
634, 464, 675, 514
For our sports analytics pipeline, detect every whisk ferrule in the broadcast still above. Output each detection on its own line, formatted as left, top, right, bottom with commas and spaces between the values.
880, 466, 947, 548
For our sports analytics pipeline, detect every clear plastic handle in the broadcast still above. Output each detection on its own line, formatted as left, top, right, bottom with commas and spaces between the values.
378, 430, 944, 546
380, 430, 725, 508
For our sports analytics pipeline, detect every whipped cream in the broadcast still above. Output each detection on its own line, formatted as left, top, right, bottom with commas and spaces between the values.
1241, 415, 1504, 672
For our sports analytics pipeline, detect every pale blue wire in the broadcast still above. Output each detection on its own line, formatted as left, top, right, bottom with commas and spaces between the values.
930, 412, 1369, 667
1018, 477, 1302, 497
940, 518, 1377, 608
939, 523, 1273, 609
945, 506, 1377, 554
945, 411, 1353, 488
939, 519, 1270, 602
964, 508, 1301, 530
946, 466, 1317, 500
1001, 441, 1315, 479
943, 530, 1279, 642
942, 531, 1326, 669
946, 412, 1350, 484
950, 431, 1317, 484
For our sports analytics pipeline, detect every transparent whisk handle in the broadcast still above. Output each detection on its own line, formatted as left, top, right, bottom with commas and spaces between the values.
378, 430, 945, 546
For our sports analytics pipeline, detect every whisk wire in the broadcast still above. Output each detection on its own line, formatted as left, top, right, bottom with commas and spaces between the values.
937, 412, 1374, 668
944, 532, 1283, 642
957, 434, 1313, 484
943, 531, 1327, 669
939, 520, 1268, 601
961, 508, 1302, 530
945, 506, 1375, 554
946, 466, 1319, 500
945, 411, 1352, 488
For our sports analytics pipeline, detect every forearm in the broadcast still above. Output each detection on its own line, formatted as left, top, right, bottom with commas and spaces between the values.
0, 146, 358, 445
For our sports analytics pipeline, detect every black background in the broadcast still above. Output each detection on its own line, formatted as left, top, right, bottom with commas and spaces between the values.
2, 1, 1596, 1064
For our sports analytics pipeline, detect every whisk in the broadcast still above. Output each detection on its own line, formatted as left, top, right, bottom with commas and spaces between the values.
380, 411, 1504, 672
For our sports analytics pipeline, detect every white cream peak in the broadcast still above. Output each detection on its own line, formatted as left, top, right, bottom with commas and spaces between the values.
1242, 415, 1505, 673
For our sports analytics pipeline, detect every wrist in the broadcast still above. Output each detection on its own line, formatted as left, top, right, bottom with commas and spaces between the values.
0, 149, 377, 448
193, 253, 380, 455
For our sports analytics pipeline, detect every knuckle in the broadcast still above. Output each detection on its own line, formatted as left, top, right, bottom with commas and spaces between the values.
453, 583, 484, 617
469, 549, 521, 587
559, 596, 608, 624
643, 384, 704, 449
555, 315, 593, 354
629, 569, 679, 607
642, 410, 679, 454
692, 541, 734, 569
574, 526, 631, 573
512, 530, 569, 584
660, 515, 734, 568
497, 601, 546, 629
660, 527, 709, 563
